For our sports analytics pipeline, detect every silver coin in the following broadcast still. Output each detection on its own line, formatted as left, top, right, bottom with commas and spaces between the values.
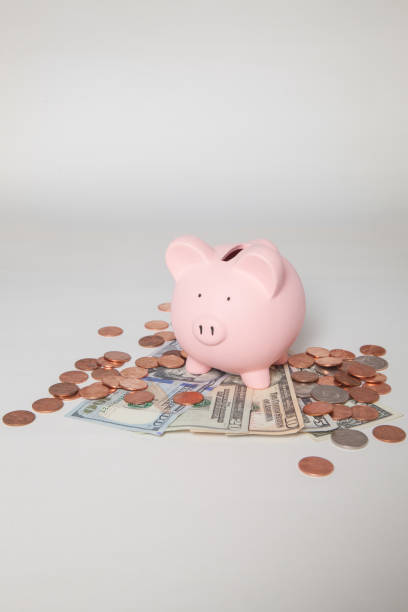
293, 382, 317, 398
311, 384, 349, 404
354, 355, 388, 371
331, 428, 369, 449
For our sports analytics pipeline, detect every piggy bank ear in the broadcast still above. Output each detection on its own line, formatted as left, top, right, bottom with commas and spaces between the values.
232, 245, 285, 298
166, 235, 215, 280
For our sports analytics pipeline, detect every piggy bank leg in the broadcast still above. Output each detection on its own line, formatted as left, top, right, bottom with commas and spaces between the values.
241, 369, 271, 389
186, 356, 211, 375
274, 351, 289, 365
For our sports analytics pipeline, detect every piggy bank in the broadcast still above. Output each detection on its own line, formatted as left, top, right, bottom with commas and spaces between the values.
165, 236, 305, 389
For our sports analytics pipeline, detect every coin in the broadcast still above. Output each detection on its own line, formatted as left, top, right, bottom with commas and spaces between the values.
331, 404, 353, 420
180, 350, 188, 359
363, 382, 391, 395
298, 456, 334, 477
305, 347, 329, 358
99, 372, 122, 388
372, 425, 406, 443
154, 331, 176, 341
104, 351, 131, 363
119, 377, 148, 391
364, 372, 387, 383
124, 390, 155, 405
173, 391, 204, 405
92, 367, 120, 380
354, 355, 388, 371
331, 428, 368, 449
288, 353, 314, 368
291, 370, 319, 383
98, 326, 123, 337
135, 356, 159, 368
145, 320, 169, 330
49, 382, 79, 398
330, 349, 355, 360
315, 356, 343, 367
314, 365, 338, 376
317, 375, 337, 386
352, 404, 379, 421
349, 387, 379, 403
348, 362, 376, 379
121, 366, 148, 378
79, 383, 112, 399
293, 382, 317, 398
360, 344, 386, 356
59, 370, 89, 384
32, 398, 63, 413
96, 357, 119, 369
158, 355, 185, 368
162, 350, 183, 358
158, 302, 171, 311
311, 385, 349, 404
139, 335, 164, 348
62, 391, 81, 401
75, 358, 98, 371
334, 371, 360, 387
3, 410, 36, 426
303, 401, 333, 416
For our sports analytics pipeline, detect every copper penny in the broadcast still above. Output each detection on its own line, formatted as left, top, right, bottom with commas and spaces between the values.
154, 331, 176, 341
360, 344, 386, 357
348, 362, 376, 379
62, 391, 81, 401
92, 367, 120, 380
173, 391, 204, 405
98, 326, 123, 337
330, 349, 355, 360
97, 357, 119, 369
363, 382, 391, 395
99, 372, 122, 388
331, 404, 353, 420
180, 350, 188, 359
317, 375, 337, 386
291, 370, 319, 383
158, 355, 185, 369
364, 373, 387, 384
145, 320, 169, 330
49, 382, 79, 398
288, 353, 314, 368
124, 390, 155, 405
334, 371, 360, 387
298, 456, 334, 477
135, 356, 158, 368
119, 377, 148, 391
158, 302, 171, 312
79, 383, 112, 400
104, 351, 131, 363
59, 370, 89, 384
162, 350, 183, 358
75, 358, 98, 371
32, 398, 64, 413
3, 410, 36, 426
303, 401, 333, 416
315, 356, 343, 367
372, 424, 406, 443
349, 387, 379, 403
121, 366, 148, 379
352, 404, 379, 421
305, 347, 329, 358
139, 335, 164, 348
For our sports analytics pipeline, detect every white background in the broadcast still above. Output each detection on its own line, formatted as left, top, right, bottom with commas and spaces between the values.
1, 2, 407, 611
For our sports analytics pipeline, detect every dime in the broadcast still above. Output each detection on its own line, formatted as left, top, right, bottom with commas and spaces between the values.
3, 410, 36, 426
98, 326, 123, 337
96, 357, 119, 369
121, 366, 148, 378
330, 349, 355, 360
364, 372, 387, 383
135, 356, 159, 368
311, 385, 349, 404
288, 353, 314, 368
349, 387, 379, 404
363, 382, 391, 395
145, 320, 169, 330
331, 404, 353, 420
99, 372, 122, 388
305, 347, 329, 358
354, 355, 388, 371
372, 425, 406, 443
298, 456, 334, 477
75, 358, 98, 371
104, 351, 131, 363
32, 398, 63, 413
334, 371, 360, 387
124, 390, 155, 405
352, 404, 379, 421
348, 362, 376, 379
293, 382, 317, 398
317, 376, 337, 386
49, 382, 79, 398
173, 391, 204, 405
331, 428, 368, 449
119, 377, 148, 391
158, 302, 171, 312
360, 344, 386, 357
79, 383, 112, 399
291, 370, 319, 383
303, 401, 333, 416
158, 355, 185, 368
154, 331, 176, 341
139, 335, 164, 348
315, 356, 343, 367
59, 370, 89, 384
92, 367, 120, 380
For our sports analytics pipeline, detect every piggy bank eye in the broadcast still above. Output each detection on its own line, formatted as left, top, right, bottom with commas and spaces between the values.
198, 293, 202, 297
227, 296, 231, 301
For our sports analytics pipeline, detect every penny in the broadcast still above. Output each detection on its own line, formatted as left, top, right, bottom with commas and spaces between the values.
360, 344, 386, 357
99, 372, 122, 388
32, 398, 63, 413
98, 326, 123, 337
311, 385, 349, 404
139, 335, 164, 348
331, 428, 368, 449
75, 358, 98, 371
315, 356, 343, 367
305, 347, 329, 358
372, 425, 406, 443
288, 353, 314, 368
96, 357, 119, 369
59, 370, 89, 384
291, 370, 319, 383
79, 383, 112, 399
331, 404, 353, 420
135, 356, 159, 368
348, 362, 376, 379
3, 410, 36, 426
352, 404, 379, 421
158, 302, 171, 312
363, 382, 391, 395
124, 390, 155, 405
162, 350, 183, 358
145, 320, 169, 330
298, 456, 334, 477
330, 349, 355, 360
303, 401, 333, 416
339, 361, 353, 373
334, 371, 360, 387
173, 391, 204, 405
92, 367, 120, 380
354, 355, 388, 371
119, 377, 148, 391
180, 350, 188, 359
364, 372, 387, 384
121, 366, 148, 379
62, 391, 81, 401
292, 382, 317, 398
158, 355, 185, 369
104, 351, 131, 363
317, 375, 337, 386
49, 382, 79, 398
154, 331, 176, 341
349, 387, 379, 403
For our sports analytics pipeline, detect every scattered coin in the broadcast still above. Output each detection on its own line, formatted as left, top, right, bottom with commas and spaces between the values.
32, 398, 63, 413
354, 355, 388, 371
360, 344, 386, 357
331, 428, 368, 449
173, 391, 204, 405
154, 331, 176, 341
348, 362, 376, 379
303, 401, 333, 416
180, 350, 188, 359
79, 383, 112, 399
59, 370, 89, 384
119, 377, 148, 391
99, 372, 122, 388
331, 404, 353, 420
311, 385, 349, 404
158, 355, 185, 369
293, 382, 317, 398
372, 425, 406, 443
364, 372, 387, 384
314, 364, 338, 376
121, 366, 148, 379
92, 367, 120, 380
334, 371, 360, 387
298, 456, 334, 477
305, 347, 329, 358
288, 353, 314, 368
145, 320, 169, 330
352, 404, 379, 421
330, 349, 355, 360
3, 410, 36, 426
96, 357, 119, 369
162, 350, 184, 358
62, 391, 81, 401
104, 351, 131, 363
135, 356, 159, 368
139, 335, 164, 348
291, 370, 319, 383
317, 375, 337, 386
158, 302, 171, 311
349, 387, 379, 403
98, 326, 123, 337
315, 356, 343, 367
363, 382, 391, 395
75, 358, 98, 371
124, 390, 155, 405
49, 382, 79, 398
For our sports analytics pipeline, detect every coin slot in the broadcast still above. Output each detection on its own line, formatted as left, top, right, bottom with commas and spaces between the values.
221, 245, 243, 261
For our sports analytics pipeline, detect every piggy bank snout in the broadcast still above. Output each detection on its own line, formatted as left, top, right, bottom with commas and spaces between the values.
192, 316, 226, 345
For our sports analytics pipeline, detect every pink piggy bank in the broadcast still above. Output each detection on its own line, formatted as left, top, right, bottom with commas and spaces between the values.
165, 236, 306, 389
